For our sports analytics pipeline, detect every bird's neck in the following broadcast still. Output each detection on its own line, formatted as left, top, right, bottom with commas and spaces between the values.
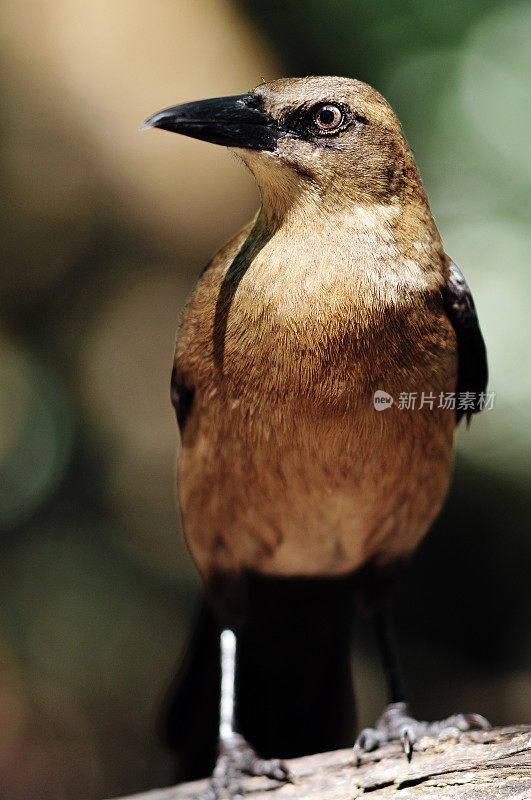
248, 189, 444, 301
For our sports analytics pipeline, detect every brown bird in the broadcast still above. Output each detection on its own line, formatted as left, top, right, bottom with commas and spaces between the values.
143, 76, 489, 798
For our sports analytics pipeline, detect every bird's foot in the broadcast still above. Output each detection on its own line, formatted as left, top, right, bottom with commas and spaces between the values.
354, 702, 490, 763
197, 733, 292, 800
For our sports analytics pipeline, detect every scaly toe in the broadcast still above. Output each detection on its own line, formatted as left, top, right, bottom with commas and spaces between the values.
353, 704, 491, 765
198, 734, 292, 799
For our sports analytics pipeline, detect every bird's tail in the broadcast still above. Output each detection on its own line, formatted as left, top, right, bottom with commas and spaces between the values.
161, 574, 357, 781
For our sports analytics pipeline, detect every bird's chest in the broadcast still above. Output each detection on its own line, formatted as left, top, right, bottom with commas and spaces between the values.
177, 251, 456, 579
212, 261, 452, 416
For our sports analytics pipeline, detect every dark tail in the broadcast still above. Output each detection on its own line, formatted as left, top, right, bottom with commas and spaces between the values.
161, 574, 357, 782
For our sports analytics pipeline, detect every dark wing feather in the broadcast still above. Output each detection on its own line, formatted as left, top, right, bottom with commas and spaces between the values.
441, 259, 488, 424
171, 366, 195, 432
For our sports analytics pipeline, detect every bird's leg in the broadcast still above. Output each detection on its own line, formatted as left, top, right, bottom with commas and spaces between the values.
354, 612, 490, 763
198, 629, 291, 800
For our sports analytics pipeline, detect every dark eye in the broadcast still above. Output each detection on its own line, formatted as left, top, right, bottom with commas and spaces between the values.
314, 104, 343, 132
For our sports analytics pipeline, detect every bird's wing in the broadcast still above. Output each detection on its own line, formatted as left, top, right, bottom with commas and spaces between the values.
441, 259, 488, 424
171, 223, 255, 433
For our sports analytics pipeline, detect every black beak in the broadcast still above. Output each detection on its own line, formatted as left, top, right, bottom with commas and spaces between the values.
141, 93, 284, 151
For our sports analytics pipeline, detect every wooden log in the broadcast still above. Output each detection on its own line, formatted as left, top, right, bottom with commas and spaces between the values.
109, 725, 531, 800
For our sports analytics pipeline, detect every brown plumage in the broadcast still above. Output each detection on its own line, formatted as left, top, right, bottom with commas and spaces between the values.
144, 76, 488, 795
173, 77, 457, 585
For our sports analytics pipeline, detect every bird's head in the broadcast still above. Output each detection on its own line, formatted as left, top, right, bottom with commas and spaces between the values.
143, 77, 423, 218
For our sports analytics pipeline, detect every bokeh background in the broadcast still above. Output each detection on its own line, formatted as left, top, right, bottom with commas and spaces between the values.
1, 0, 530, 797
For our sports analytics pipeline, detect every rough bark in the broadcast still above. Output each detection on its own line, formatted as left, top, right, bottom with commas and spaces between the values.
110, 725, 531, 800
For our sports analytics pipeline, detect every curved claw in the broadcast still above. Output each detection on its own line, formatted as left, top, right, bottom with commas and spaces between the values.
253, 759, 293, 782
353, 728, 382, 766
401, 728, 414, 762
462, 712, 491, 730
353, 733, 366, 765
276, 763, 295, 783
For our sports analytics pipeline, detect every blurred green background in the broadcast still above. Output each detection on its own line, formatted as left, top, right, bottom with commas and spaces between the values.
0, 0, 529, 797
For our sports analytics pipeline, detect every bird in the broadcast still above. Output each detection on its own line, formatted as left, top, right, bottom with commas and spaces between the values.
143, 76, 489, 799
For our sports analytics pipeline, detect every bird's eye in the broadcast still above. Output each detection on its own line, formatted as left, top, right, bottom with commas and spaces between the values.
314, 104, 344, 132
